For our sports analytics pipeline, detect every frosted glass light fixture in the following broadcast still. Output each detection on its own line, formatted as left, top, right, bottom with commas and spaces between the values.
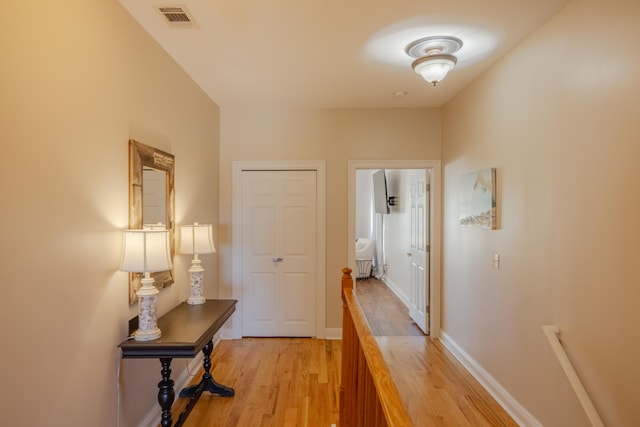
179, 223, 215, 305
406, 36, 463, 86
120, 229, 172, 341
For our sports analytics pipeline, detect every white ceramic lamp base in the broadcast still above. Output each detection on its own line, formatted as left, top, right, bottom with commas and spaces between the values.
187, 260, 206, 305
135, 276, 161, 341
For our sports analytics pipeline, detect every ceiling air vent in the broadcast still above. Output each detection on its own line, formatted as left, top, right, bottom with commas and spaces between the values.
156, 6, 198, 28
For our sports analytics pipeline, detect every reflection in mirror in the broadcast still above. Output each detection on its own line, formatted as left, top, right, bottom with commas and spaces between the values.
129, 140, 175, 304
143, 168, 167, 225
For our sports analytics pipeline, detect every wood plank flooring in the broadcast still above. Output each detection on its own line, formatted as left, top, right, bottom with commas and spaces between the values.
353, 277, 425, 336
377, 336, 517, 427
166, 277, 515, 426
171, 338, 341, 427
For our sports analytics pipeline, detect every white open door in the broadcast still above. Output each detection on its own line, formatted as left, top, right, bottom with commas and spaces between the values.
409, 169, 430, 334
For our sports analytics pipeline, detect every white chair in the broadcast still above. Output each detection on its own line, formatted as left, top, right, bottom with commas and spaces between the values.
355, 238, 376, 279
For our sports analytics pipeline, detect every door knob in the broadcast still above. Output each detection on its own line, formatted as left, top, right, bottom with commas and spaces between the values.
272, 257, 284, 262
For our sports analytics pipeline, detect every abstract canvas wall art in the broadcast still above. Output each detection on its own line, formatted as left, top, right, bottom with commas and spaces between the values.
459, 168, 496, 229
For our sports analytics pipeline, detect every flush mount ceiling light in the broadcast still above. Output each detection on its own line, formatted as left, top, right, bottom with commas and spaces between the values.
406, 36, 463, 86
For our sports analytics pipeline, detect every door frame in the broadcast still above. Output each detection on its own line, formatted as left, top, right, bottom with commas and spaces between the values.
348, 160, 442, 337
232, 160, 327, 339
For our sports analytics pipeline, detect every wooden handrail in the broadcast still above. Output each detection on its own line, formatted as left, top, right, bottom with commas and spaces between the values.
340, 268, 413, 427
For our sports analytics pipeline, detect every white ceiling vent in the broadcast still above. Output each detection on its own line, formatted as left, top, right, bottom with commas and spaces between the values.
156, 5, 198, 28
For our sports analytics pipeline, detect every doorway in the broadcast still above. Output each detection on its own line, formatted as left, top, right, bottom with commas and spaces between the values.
231, 161, 327, 339
348, 160, 442, 337
240, 170, 317, 336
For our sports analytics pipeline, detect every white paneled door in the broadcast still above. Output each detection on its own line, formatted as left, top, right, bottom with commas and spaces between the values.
241, 170, 317, 337
409, 170, 430, 334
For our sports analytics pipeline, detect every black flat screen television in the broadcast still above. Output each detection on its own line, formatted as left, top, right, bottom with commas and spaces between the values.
372, 169, 390, 214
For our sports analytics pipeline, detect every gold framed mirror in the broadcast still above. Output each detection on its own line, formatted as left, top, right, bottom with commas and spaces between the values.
128, 139, 175, 304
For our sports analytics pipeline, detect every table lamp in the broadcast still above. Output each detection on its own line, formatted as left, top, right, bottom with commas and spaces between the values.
120, 229, 172, 341
179, 223, 215, 305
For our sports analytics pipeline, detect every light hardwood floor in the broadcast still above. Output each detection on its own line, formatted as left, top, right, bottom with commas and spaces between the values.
167, 278, 515, 426
353, 277, 425, 336
172, 338, 341, 427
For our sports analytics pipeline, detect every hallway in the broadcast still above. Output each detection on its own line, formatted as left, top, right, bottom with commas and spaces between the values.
353, 277, 425, 336
167, 276, 515, 426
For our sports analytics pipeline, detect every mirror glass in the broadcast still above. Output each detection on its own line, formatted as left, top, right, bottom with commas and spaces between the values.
143, 168, 167, 224
128, 139, 175, 304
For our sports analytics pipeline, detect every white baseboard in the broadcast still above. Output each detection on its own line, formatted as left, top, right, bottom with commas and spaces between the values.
381, 275, 410, 308
439, 331, 542, 427
220, 326, 235, 340
324, 328, 342, 340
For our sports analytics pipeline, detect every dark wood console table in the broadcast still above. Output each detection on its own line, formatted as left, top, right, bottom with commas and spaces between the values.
119, 299, 237, 427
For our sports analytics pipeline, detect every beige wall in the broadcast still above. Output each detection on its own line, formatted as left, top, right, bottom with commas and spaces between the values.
6, 0, 636, 425
0, 1, 219, 426
218, 107, 441, 329
442, 0, 640, 425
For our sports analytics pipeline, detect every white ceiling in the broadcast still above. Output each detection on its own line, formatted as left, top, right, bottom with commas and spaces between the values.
119, 0, 569, 109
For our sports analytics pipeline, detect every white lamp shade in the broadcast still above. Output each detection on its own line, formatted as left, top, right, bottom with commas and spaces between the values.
120, 229, 172, 273
412, 54, 457, 84
179, 224, 215, 255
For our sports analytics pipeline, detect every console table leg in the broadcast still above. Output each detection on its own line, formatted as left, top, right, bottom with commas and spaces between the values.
201, 339, 235, 396
179, 339, 235, 398
158, 358, 175, 427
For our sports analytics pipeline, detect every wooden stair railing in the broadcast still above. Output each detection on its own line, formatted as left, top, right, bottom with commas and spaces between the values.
339, 268, 413, 427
